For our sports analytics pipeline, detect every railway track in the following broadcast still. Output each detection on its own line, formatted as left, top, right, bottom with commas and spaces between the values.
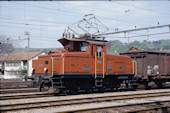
48, 99, 170, 113
0, 88, 39, 94
0, 89, 170, 112
0, 92, 52, 100
0, 81, 36, 89
0, 80, 39, 94
1, 85, 170, 100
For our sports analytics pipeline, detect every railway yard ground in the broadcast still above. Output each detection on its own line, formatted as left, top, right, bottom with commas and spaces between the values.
0, 79, 170, 113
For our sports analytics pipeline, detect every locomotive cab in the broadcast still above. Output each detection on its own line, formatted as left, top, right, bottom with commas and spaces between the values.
58, 38, 89, 52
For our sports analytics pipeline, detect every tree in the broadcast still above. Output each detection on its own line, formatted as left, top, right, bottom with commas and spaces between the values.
0, 35, 15, 75
107, 40, 128, 54
107, 39, 170, 54
159, 40, 170, 49
0, 35, 14, 54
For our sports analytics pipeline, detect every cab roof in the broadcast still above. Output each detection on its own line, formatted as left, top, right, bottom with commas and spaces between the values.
58, 38, 107, 47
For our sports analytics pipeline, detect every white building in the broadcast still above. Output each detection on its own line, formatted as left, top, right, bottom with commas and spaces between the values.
0, 51, 45, 79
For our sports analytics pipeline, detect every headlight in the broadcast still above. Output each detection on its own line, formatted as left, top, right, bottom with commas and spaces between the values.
44, 68, 47, 71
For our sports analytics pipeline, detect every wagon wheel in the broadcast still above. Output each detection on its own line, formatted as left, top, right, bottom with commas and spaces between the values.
131, 84, 138, 89
156, 82, 165, 88
39, 81, 51, 92
98, 87, 104, 93
67, 80, 79, 95
85, 89, 93, 94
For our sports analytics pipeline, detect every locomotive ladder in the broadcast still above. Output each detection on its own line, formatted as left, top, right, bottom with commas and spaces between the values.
50, 57, 65, 93
95, 75, 103, 87
51, 76, 65, 93
94, 52, 104, 88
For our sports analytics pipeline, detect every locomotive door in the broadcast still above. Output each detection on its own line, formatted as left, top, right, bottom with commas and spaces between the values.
96, 46, 103, 74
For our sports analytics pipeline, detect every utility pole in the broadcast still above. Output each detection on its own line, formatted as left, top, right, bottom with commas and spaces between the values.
25, 32, 30, 81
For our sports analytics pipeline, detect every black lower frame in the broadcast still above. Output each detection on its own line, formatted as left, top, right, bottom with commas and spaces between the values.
32, 73, 135, 94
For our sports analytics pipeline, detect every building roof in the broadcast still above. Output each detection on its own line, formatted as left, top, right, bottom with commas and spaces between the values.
120, 50, 170, 55
47, 48, 68, 54
0, 51, 43, 61
128, 46, 142, 51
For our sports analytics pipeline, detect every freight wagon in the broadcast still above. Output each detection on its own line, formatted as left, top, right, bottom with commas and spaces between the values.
120, 50, 170, 88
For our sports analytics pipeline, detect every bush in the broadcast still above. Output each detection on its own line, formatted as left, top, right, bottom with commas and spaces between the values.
21, 69, 27, 75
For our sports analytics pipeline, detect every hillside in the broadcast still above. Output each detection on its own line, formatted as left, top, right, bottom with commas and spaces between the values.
107, 39, 170, 54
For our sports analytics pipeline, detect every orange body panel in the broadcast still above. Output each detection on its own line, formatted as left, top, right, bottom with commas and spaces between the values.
32, 38, 132, 75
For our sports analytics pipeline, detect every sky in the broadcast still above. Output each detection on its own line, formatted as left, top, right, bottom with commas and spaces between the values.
0, 1, 170, 48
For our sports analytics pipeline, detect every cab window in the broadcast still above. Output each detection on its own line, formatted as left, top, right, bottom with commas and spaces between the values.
81, 42, 88, 51
65, 41, 88, 52
96, 46, 102, 57
65, 44, 70, 50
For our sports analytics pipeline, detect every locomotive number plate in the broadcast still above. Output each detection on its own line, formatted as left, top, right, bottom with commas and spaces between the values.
97, 61, 101, 64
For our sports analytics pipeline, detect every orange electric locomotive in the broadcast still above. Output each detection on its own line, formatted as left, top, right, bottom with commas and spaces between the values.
32, 34, 137, 94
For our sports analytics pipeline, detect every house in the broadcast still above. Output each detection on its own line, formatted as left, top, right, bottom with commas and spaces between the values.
128, 46, 142, 51
0, 51, 45, 79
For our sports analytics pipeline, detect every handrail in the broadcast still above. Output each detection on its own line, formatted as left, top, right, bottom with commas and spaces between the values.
103, 52, 105, 78
134, 60, 137, 76
63, 57, 65, 74
132, 60, 135, 75
95, 52, 97, 78
50, 57, 54, 77
164, 55, 167, 75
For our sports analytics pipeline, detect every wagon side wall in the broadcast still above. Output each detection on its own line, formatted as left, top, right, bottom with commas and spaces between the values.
120, 51, 170, 77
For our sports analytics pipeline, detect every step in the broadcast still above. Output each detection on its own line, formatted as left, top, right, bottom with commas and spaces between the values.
52, 78, 61, 80
130, 80, 137, 82
53, 82, 64, 84
95, 82, 103, 87
96, 85, 103, 87
96, 79, 103, 82
96, 76, 103, 78
130, 83, 139, 86
57, 86, 66, 88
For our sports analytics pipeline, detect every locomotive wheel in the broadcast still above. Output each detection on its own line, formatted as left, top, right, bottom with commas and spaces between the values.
59, 88, 67, 94
68, 87, 78, 95
49, 86, 65, 94
39, 81, 50, 92
143, 81, 150, 90
85, 89, 93, 94
98, 87, 104, 93
48, 86, 56, 93
67, 79, 79, 94
131, 84, 138, 89
111, 87, 115, 91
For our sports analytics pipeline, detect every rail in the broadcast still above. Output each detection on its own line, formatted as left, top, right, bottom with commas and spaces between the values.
103, 52, 105, 78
